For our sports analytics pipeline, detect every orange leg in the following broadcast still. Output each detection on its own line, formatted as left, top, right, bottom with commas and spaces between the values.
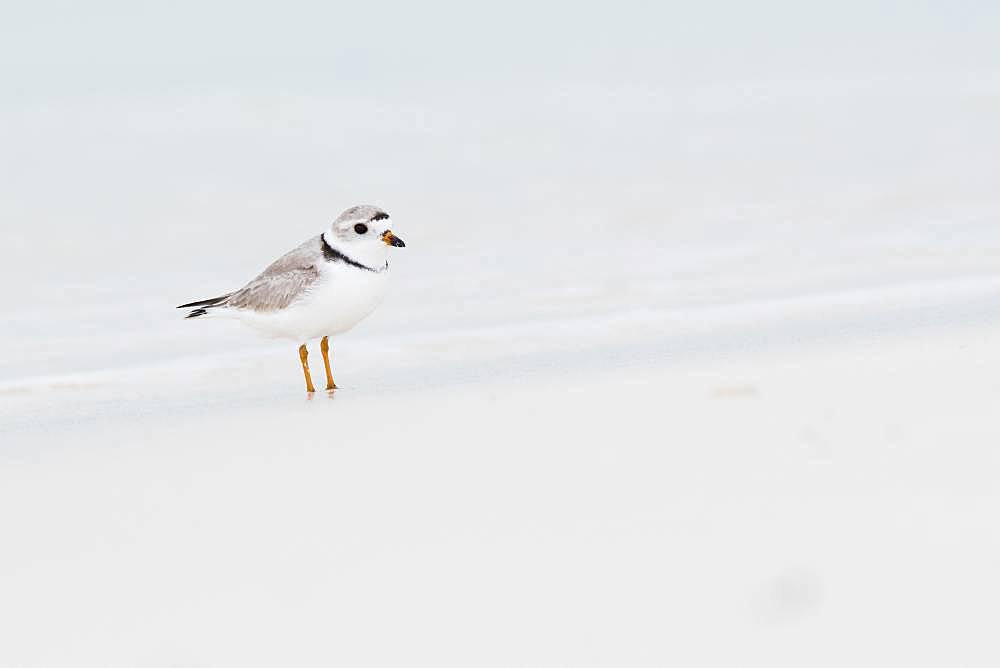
299, 344, 315, 393
320, 336, 337, 390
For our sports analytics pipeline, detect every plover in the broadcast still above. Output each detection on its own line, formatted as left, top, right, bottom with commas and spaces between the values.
178, 205, 405, 393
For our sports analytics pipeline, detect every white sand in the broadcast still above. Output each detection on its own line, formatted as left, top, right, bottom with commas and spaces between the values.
4, 245, 1000, 665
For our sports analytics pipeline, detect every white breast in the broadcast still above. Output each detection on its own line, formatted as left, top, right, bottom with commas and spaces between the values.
233, 262, 390, 342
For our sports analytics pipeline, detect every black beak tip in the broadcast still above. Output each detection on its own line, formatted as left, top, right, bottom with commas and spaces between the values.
392, 237, 406, 248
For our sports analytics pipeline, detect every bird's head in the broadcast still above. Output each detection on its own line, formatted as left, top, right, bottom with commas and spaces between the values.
326, 205, 405, 265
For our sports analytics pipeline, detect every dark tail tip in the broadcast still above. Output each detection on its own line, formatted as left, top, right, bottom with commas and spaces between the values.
185, 308, 208, 318
177, 293, 231, 309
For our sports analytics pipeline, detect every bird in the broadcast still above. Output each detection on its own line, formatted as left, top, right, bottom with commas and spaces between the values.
178, 205, 406, 393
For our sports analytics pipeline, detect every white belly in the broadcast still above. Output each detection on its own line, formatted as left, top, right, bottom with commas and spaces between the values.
233, 264, 390, 342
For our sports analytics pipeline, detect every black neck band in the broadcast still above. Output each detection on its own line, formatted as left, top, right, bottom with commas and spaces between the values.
321, 235, 384, 273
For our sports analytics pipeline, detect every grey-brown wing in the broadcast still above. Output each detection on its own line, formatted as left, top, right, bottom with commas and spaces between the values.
224, 236, 325, 312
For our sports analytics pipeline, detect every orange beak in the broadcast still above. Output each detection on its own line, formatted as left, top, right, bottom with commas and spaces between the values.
381, 230, 405, 247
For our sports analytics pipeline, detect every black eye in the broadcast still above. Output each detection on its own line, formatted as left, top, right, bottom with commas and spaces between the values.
354, 223, 368, 234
